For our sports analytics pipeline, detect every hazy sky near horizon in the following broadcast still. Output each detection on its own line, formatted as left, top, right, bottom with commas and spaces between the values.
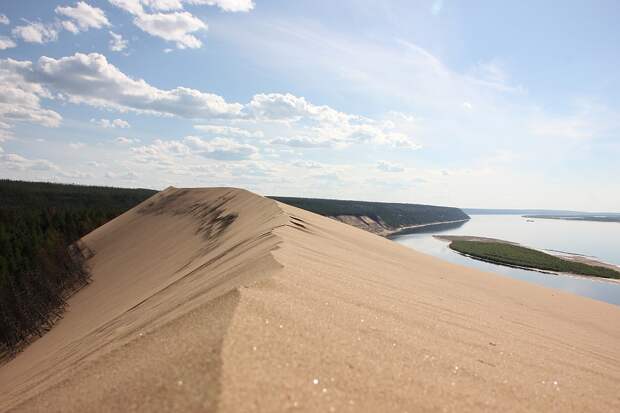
1, 0, 619, 210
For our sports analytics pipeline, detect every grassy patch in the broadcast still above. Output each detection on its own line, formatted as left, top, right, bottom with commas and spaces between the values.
449, 240, 620, 279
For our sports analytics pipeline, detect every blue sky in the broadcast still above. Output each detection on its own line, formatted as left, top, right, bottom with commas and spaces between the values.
0, 0, 618, 210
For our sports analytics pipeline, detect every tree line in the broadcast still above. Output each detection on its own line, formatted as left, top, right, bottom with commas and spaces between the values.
0, 180, 156, 355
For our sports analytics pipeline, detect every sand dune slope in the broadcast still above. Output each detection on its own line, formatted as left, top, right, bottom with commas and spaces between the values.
1, 188, 619, 412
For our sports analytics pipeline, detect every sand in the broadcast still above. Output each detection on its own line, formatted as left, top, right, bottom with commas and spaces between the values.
0, 187, 619, 412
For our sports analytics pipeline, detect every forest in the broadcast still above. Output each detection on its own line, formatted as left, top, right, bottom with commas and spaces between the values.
271, 196, 470, 230
0, 180, 156, 355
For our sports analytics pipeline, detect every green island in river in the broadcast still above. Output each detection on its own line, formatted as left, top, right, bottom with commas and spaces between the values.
435, 236, 620, 280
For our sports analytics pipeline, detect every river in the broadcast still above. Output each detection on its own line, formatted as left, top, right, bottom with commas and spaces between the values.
392, 215, 620, 306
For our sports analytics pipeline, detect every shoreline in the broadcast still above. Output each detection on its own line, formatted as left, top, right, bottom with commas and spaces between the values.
330, 215, 470, 238
385, 218, 470, 238
434, 235, 620, 284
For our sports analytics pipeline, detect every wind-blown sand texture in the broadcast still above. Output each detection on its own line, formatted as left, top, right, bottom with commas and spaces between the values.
1, 187, 619, 412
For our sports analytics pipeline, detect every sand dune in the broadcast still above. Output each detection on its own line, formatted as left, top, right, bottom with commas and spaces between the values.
1, 187, 619, 412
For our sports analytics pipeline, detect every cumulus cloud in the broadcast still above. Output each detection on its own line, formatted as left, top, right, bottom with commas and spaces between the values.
109, 31, 128, 51
108, 0, 253, 49
15, 52, 242, 118
110, 0, 254, 13
346, 124, 420, 148
270, 136, 333, 148
184, 136, 258, 160
134, 11, 207, 49
61, 20, 80, 34
55, 2, 111, 32
292, 160, 323, 169
131, 136, 258, 164
91, 118, 131, 128
194, 124, 263, 138
0, 14, 9, 25
242, 93, 420, 147
115, 136, 140, 144
109, 0, 207, 49
246, 93, 354, 125
105, 170, 139, 180
376, 160, 404, 172
186, 0, 254, 12
8, 3, 110, 46
0, 36, 16, 50
1, 53, 421, 151
12, 22, 59, 44
131, 139, 191, 165
108, 0, 146, 15
1, 153, 60, 172
0, 59, 62, 133
145, 0, 185, 11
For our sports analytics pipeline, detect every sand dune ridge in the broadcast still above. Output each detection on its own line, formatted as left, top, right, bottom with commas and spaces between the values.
1, 187, 619, 412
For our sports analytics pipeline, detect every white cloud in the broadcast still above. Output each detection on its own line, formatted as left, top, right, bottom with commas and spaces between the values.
59, 170, 94, 179
109, 0, 207, 49
61, 20, 80, 34
376, 160, 404, 173
55, 2, 111, 32
12, 22, 58, 43
244, 94, 419, 147
105, 170, 139, 180
292, 160, 324, 169
144, 0, 184, 11
131, 136, 258, 163
108, 0, 146, 15
110, 0, 254, 13
0, 14, 9, 25
185, 0, 254, 12
184, 136, 258, 160
18, 53, 242, 118
91, 118, 131, 128
194, 124, 263, 138
115, 136, 140, 144
109, 31, 129, 52
131, 139, 191, 164
0, 36, 16, 50
345, 124, 421, 148
0, 58, 62, 132
108, 0, 253, 49
2, 53, 422, 151
246, 93, 354, 124
133, 11, 207, 49
1, 153, 60, 172
270, 136, 333, 148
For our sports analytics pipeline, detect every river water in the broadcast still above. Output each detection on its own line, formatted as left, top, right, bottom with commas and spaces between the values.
392, 215, 620, 306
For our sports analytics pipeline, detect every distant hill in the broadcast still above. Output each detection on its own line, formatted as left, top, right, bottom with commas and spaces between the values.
271, 196, 469, 236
